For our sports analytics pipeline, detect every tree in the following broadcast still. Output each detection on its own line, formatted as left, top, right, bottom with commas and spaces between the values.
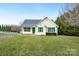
55, 4, 79, 35
0, 25, 1, 31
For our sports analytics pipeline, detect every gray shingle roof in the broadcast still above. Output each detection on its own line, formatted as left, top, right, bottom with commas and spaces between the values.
21, 19, 42, 27
21, 17, 58, 27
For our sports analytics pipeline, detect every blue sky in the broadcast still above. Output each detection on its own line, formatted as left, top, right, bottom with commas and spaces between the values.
0, 3, 65, 25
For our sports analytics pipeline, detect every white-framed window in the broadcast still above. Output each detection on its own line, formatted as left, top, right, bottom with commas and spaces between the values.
24, 27, 30, 32
38, 27, 43, 32
48, 27, 55, 33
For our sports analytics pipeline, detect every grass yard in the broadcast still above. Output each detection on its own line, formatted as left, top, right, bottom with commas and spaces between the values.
0, 35, 79, 56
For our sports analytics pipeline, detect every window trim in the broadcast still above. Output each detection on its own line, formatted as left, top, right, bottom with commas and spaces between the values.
38, 27, 43, 32
48, 27, 55, 33
24, 27, 30, 32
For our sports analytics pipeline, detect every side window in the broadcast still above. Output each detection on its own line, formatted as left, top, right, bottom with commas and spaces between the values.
38, 27, 43, 32
52, 27, 55, 32
48, 28, 51, 32
48, 27, 55, 32
24, 27, 30, 32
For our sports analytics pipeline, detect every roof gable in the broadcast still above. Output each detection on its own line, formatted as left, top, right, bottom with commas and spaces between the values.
36, 17, 58, 27
37, 17, 58, 27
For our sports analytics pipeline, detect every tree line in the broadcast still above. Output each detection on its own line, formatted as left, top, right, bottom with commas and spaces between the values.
55, 4, 79, 36
0, 24, 20, 32
0, 25, 11, 32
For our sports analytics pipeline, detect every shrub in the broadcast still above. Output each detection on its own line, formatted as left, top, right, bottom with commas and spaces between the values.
58, 26, 79, 36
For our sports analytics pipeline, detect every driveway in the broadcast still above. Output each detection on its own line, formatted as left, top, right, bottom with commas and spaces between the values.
0, 32, 18, 37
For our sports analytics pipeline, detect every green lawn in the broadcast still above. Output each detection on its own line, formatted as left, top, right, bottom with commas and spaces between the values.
0, 35, 79, 56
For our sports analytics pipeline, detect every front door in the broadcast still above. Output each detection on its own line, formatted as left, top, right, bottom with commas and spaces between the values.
32, 27, 35, 34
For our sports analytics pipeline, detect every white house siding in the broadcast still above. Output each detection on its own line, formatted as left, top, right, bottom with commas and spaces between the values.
35, 18, 58, 35
55, 27, 58, 34
20, 27, 32, 34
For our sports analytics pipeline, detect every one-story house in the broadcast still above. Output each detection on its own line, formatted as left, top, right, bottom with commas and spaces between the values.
20, 17, 58, 35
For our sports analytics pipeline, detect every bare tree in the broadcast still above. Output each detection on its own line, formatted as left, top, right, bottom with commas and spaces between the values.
59, 3, 79, 26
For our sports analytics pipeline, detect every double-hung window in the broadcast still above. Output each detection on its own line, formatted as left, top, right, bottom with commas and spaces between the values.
48, 27, 55, 33
38, 27, 43, 32
24, 27, 30, 32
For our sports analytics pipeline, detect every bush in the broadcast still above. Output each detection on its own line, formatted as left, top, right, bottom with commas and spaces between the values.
46, 33, 56, 35
58, 30, 79, 36
58, 26, 79, 36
